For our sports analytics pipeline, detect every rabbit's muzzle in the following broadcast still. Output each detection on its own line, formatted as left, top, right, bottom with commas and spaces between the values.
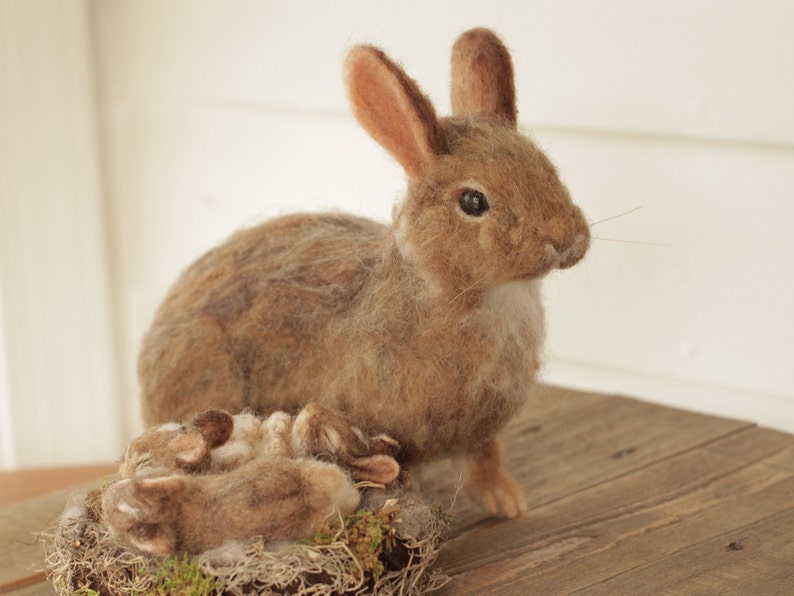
547, 232, 589, 270
539, 205, 590, 271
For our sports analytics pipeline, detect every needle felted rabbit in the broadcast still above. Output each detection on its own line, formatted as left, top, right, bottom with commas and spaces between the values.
103, 457, 361, 556
121, 406, 401, 485
139, 28, 589, 518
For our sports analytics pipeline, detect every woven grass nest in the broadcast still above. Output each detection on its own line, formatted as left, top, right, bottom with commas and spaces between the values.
43, 485, 450, 595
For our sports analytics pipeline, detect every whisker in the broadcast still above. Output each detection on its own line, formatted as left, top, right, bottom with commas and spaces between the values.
592, 236, 673, 247
589, 206, 643, 227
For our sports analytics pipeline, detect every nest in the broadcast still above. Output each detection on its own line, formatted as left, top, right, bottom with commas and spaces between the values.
42, 485, 449, 595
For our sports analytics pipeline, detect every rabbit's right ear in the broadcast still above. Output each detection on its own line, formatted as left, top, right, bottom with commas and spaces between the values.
344, 45, 445, 180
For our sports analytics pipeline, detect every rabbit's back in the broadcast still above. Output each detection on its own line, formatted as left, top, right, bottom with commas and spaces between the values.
140, 212, 387, 424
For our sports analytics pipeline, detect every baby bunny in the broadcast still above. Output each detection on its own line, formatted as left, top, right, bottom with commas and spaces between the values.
140, 28, 589, 518
119, 409, 233, 477
102, 457, 360, 556
291, 402, 401, 485
122, 406, 400, 485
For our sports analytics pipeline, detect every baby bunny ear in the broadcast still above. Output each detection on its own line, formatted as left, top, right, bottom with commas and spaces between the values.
450, 28, 517, 126
191, 409, 234, 448
349, 454, 401, 485
168, 432, 210, 468
344, 45, 445, 179
135, 476, 186, 507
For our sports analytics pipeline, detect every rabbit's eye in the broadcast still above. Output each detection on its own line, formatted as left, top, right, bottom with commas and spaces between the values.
459, 189, 490, 217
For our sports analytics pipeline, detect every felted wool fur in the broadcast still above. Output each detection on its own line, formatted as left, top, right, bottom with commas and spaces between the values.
105, 405, 401, 557
121, 406, 400, 485
102, 457, 360, 557
139, 27, 590, 518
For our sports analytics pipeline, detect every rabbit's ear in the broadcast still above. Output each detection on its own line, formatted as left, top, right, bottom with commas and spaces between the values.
450, 28, 517, 126
168, 432, 209, 468
191, 409, 234, 448
345, 45, 445, 179
349, 454, 400, 485
135, 475, 186, 507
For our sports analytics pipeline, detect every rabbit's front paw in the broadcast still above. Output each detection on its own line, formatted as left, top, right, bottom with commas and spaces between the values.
464, 440, 527, 518
470, 469, 527, 518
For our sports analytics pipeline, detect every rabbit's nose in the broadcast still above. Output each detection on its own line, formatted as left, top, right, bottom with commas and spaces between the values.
547, 206, 590, 250
558, 233, 589, 269
546, 214, 576, 253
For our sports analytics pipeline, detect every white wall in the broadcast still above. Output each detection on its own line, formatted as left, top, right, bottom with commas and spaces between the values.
0, 0, 122, 468
2, 0, 792, 467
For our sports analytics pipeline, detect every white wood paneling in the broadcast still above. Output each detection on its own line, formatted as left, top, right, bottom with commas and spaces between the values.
93, 0, 794, 146
0, 0, 122, 468
538, 130, 794, 402
0, 289, 14, 468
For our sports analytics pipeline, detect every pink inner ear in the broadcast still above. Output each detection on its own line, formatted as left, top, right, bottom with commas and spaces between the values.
169, 433, 207, 466
345, 46, 444, 179
352, 455, 400, 485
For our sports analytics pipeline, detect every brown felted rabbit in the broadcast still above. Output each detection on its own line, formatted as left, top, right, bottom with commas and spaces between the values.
102, 457, 360, 556
122, 406, 400, 485
139, 28, 589, 518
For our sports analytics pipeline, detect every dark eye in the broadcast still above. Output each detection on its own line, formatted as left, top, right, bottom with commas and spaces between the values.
459, 189, 490, 217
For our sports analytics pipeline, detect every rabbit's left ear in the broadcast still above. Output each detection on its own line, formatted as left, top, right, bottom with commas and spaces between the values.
345, 45, 445, 179
450, 28, 517, 126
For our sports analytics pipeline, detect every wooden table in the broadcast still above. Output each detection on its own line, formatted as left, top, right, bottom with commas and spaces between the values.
2, 386, 792, 594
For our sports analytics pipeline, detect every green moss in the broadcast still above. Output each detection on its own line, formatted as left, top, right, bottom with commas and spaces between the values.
302, 504, 400, 583
432, 504, 454, 526
133, 553, 220, 596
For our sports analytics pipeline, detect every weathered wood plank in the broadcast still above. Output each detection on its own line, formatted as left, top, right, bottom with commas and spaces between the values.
420, 385, 752, 528
0, 464, 116, 508
437, 426, 794, 593
586, 506, 794, 594
0, 488, 85, 594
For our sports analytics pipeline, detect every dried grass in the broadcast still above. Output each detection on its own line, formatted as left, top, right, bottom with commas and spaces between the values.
43, 486, 449, 595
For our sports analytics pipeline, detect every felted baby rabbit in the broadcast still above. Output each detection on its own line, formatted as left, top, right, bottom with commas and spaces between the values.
103, 457, 360, 556
140, 28, 589, 518
121, 406, 400, 485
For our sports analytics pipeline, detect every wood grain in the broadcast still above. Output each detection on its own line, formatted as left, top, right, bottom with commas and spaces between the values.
0, 489, 80, 595
431, 388, 794, 594
1, 386, 791, 594
0, 465, 116, 508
